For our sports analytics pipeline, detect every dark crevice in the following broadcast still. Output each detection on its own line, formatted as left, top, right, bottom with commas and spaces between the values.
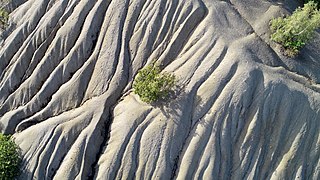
87, 110, 112, 180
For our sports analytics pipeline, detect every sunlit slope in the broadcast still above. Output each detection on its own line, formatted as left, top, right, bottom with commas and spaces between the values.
0, 0, 319, 179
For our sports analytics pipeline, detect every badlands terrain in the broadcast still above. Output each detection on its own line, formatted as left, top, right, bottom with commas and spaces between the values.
0, 0, 319, 179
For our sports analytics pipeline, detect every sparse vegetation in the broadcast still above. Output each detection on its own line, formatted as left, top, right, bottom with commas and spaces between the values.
270, 1, 320, 57
0, 7, 8, 29
0, 133, 21, 180
133, 63, 175, 104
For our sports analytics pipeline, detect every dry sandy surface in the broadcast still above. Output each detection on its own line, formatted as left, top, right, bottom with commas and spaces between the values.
0, 0, 319, 179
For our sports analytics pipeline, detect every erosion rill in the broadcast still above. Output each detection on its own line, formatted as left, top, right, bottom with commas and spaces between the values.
0, 0, 319, 179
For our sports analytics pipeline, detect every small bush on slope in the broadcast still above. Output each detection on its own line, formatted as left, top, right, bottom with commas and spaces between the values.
133, 63, 175, 104
0, 7, 8, 29
270, 1, 320, 57
303, 0, 320, 8
0, 134, 21, 180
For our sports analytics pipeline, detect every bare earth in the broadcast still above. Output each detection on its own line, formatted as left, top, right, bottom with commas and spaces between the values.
0, 0, 319, 179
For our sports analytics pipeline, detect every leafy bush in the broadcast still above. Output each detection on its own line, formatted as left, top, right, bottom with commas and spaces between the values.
0, 134, 21, 180
270, 1, 320, 57
303, 0, 320, 8
0, 7, 8, 29
133, 63, 175, 103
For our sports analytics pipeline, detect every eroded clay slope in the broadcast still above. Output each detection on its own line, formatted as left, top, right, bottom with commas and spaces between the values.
0, 0, 319, 179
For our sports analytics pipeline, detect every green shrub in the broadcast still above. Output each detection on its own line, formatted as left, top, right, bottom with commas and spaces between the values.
270, 1, 320, 57
0, 7, 8, 29
303, 0, 320, 8
133, 63, 175, 103
0, 134, 21, 180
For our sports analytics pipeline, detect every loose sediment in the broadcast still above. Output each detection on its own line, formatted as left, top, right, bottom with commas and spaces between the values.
0, 0, 319, 179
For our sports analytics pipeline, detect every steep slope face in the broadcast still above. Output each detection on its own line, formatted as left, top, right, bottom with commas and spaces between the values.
0, 0, 319, 179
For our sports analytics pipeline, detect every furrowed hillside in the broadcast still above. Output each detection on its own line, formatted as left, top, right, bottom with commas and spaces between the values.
0, 0, 319, 179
